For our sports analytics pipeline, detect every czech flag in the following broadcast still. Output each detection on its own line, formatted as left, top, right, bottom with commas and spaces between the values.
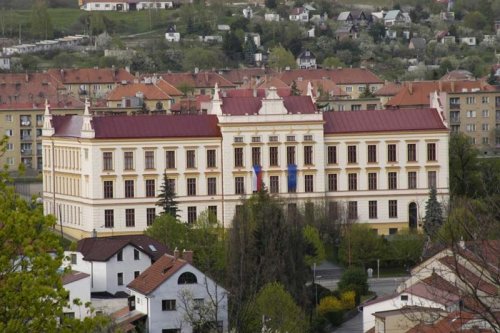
252, 164, 263, 192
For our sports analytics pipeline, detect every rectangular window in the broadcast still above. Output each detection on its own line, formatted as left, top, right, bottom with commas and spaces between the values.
427, 143, 436, 161
387, 144, 397, 162
207, 177, 216, 195
482, 109, 489, 117
187, 178, 196, 196
235, 177, 245, 194
204, 206, 216, 220
389, 200, 398, 218
286, 135, 296, 142
466, 110, 476, 118
186, 150, 195, 168
124, 152, 134, 170
304, 175, 314, 192
117, 250, 123, 261
206, 149, 216, 168
348, 173, 357, 191
326, 146, 336, 164
368, 173, 377, 190
166, 150, 176, 169
482, 123, 489, 131
251, 136, 261, 143
428, 171, 437, 188
369, 201, 377, 219
134, 249, 140, 260
117, 273, 123, 286
105, 210, 114, 228
408, 172, 417, 189
304, 134, 313, 141
103, 152, 113, 171
286, 146, 296, 165
269, 147, 279, 166
70, 253, 77, 265
145, 151, 155, 169
348, 201, 358, 220
147, 208, 156, 226
252, 147, 261, 166
234, 147, 244, 167
134, 271, 140, 278
269, 135, 278, 142
347, 145, 357, 163
270, 176, 279, 193
187, 207, 197, 224
367, 145, 377, 163
327, 174, 337, 191
234, 136, 243, 143
388, 172, 397, 189
125, 180, 135, 198
389, 228, 398, 235
407, 144, 416, 162
103, 181, 113, 198
304, 146, 313, 165
162, 299, 176, 311
126, 209, 135, 227
145, 179, 155, 197
466, 97, 476, 105
466, 124, 476, 132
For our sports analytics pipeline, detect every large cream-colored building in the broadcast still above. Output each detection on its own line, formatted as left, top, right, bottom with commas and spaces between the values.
42, 87, 449, 239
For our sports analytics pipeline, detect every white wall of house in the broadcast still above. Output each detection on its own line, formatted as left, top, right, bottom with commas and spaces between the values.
64, 275, 92, 319
129, 264, 229, 333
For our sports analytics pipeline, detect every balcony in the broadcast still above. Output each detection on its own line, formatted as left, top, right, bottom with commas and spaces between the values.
449, 103, 460, 109
449, 116, 461, 124
36, 121, 43, 127
20, 120, 31, 127
21, 149, 32, 156
21, 135, 32, 141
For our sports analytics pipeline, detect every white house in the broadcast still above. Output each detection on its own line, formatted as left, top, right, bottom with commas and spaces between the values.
217, 24, 230, 32
165, 25, 180, 42
384, 10, 407, 26
460, 37, 477, 46
63, 270, 92, 320
127, 251, 229, 333
243, 6, 253, 19
289, 7, 309, 22
198, 35, 223, 43
64, 235, 169, 296
296, 49, 317, 69
264, 13, 280, 22
0, 53, 10, 70
244, 33, 261, 47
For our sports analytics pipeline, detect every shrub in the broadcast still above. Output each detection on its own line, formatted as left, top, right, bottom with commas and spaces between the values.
340, 291, 356, 310
337, 267, 369, 305
316, 296, 344, 327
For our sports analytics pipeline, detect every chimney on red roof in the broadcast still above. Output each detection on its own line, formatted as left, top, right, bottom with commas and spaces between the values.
408, 82, 413, 95
438, 80, 442, 92
182, 250, 193, 264
174, 247, 179, 260
451, 81, 455, 92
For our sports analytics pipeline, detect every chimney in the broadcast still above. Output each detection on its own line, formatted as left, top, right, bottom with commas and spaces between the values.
173, 247, 180, 260
451, 81, 455, 92
25, 72, 29, 83
438, 80, 442, 92
182, 250, 193, 264
408, 82, 413, 95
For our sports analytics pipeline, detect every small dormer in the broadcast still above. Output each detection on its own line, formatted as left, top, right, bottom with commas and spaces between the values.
258, 87, 287, 115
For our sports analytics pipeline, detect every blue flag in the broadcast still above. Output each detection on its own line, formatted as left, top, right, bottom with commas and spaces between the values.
287, 164, 297, 192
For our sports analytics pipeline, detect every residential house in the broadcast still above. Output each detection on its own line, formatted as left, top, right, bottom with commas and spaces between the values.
373, 82, 403, 107
219, 68, 275, 87
296, 50, 317, 69
495, 20, 500, 35
42, 86, 449, 237
64, 235, 170, 295
160, 71, 236, 96
441, 35, 456, 44
338, 10, 370, 26
307, 27, 315, 38
242, 6, 253, 19
63, 271, 92, 319
245, 33, 261, 47
165, 25, 180, 42
0, 53, 11, 70
127, 251, 229, 333
217, 24, 230, 32
337, 11, 354, 24
289, 7, 309, 22
79, 0, 174, 11
335, 25, 358, 41
384, 10, 408, 26
198, 35, 223, 43
408, 38, 426, 51
106, 82, 174, 112
460, 37, 477, 46
407, 311, 497, 333
370, 307, 447, 333
264, 13, 280, 22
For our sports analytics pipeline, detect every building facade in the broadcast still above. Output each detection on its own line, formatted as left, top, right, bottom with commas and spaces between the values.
42, 88, 449, 239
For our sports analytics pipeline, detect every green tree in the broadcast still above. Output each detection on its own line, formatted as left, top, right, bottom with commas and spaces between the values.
303, 225, 326, 266
0, 136, 109, 332
339, 224, 384, 267
182, 47, 224, 71
246, 282, 308, 333
145, 214, 189, 250
337, 267, 369, 304
290, 80, 300, 95
449, 133, 480, 197
156, 173, 179, 217
463, 11, 487, 31
268, 46, 297, 71
368, 22, 385, 43
222, 32, 243, 61
388, 229, 425, 267
30, 0, 53, 39
265, 0, 278, 9
243, 36, 257, 65
424, 187, 444, 239
322, 56, 346, 69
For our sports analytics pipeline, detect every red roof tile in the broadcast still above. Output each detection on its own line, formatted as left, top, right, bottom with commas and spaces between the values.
127, 254, 187, 295
220, 95, 317, 115
323, 108, 447, 134
48, 68, 134, 84
107, 83, 172, 101
221, 68, 275, 84
407, 311, 494, 333
223, 88, 291, 98
439, 256, 498, 295
62, 270, 90, 285
52, 114, 221, 139
277, 68, 383, 85
373, 82, 403, 96
160, 72, 236, 89
295, 79, 348, 98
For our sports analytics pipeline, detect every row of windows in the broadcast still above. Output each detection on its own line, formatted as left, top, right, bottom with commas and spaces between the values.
327, 171, 437, 191
332, 199, 399, 220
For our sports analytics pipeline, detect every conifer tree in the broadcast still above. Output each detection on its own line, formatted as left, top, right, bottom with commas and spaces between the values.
156, 173, 179, 218
424, 187, 443, 239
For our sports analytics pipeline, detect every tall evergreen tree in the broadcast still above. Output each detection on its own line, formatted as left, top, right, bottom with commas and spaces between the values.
424, 187, 444, 239
243, 37, 257, 65
156, 173, 179, 218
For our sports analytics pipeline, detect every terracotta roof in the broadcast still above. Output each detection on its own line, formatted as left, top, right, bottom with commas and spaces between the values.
257, 77, 290, 89
407, 311, 495, 333
107, 83, 172, 101
76, 235, 170, 262
0, 72, 83, 110
362, 292, 400, 307
220, 68, 275, 84
48, 68, 134, 84
170, 95, 211, 113
439, 256, 498, 295
277, 68, 383, 85
220, 95, 317, 115
440, 69, 474, 81
373, 82, 402, 96
51, 114, 221, 139
127, 254, 187, 295
155, 79, 183, 96
295, 79, 348, 98
62, 270, 90, 285
372, 306, 444, 319
224, 88, 291, 98
323, 108, 447, 134
421, 273, 460, 295
160, 72, 236, 89
386, 80, 494, 107
405, 281, 460, 306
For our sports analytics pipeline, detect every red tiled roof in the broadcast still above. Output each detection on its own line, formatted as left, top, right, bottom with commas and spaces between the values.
440, 69, 474, 81
62, 270, 90, 285
48, 68, 134, 84
223, 88, 291, 98
170, 95, 210, 112
277, 68, 383, 85
257, 77, 290, 89
52, 114, 221, 139
76, 235, 170, 262
373, 82, 402, 96
405, 281, 460, 306
220, 95, 317, 115
439, 256, 498, 295
156, 79, 183, 97
386, 80, 494, 107
127, 254, 187, 295
323, 108, 447, 134
221, 68, 275, 84
160, 72, 236, 89
107, 83, 172, 101
295, 79, 348, 98
407, 311, 494, 333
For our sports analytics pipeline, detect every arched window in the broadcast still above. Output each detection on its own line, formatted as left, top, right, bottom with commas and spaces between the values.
178, 272, 197, 285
